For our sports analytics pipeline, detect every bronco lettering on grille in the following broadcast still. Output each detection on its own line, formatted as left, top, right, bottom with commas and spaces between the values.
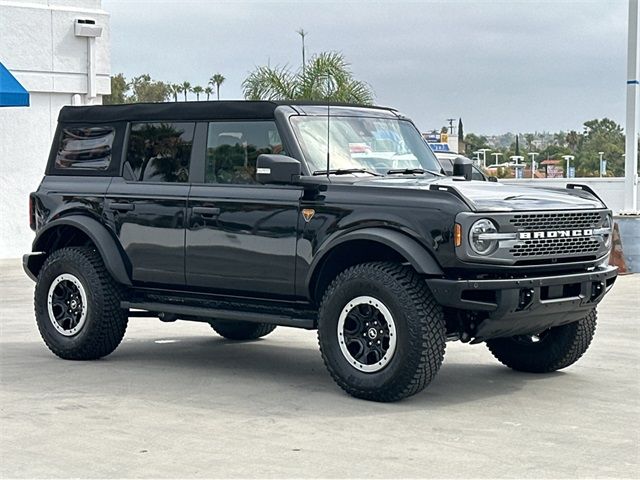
519, 229, 593, 240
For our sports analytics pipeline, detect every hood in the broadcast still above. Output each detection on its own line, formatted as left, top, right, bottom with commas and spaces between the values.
354, 176, 606, 212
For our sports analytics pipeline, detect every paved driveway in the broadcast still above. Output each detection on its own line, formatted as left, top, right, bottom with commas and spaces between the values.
1, 259, 638, 478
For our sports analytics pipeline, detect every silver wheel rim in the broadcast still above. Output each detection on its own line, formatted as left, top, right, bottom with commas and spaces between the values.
47, 273, 88, 337
337, 295, 397, 373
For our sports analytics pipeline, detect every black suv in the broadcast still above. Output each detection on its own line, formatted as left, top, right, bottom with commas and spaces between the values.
24, 101, 617, 402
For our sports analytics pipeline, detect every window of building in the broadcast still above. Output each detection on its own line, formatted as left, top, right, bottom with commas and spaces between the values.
125, 122, 195, 182
55, 126, 115, 170
205, 121, 284, 184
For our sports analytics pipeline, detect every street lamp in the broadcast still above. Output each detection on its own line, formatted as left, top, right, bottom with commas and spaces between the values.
478, 148, 491, 168
598, 151, 605, 177
528, 152, 539, 179
510, 155, 525, 179
562, 155, 575, 178
490, 152, 503, 166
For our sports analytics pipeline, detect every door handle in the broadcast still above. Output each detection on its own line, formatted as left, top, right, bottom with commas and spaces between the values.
108, 201, 135, 212
192, 206, 220, 217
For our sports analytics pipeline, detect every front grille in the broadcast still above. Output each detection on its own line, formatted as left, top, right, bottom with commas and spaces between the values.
509, 211, 601, 230
510, 236, 600, 258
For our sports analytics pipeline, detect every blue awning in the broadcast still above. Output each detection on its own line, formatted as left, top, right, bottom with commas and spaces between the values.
0, 62, 29, 107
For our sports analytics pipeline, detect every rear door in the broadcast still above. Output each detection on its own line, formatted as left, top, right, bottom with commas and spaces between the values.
186, 120, 301, 297
105, 121, 196, 286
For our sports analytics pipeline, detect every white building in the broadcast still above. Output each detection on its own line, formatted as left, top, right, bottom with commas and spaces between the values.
0, 0, 111, 258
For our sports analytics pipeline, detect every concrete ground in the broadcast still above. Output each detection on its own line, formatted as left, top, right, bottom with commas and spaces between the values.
0, 259, 638, 479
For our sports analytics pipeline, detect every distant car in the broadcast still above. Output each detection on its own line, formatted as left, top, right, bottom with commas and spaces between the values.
432, 151, 488, 181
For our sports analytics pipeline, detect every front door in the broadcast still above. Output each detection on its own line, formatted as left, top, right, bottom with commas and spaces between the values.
185, 120, 300, 297
105, 121, 196, 286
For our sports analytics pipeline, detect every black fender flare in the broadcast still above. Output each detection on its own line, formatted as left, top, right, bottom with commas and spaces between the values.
26, 215, 132, 286
306, 227, 443, 295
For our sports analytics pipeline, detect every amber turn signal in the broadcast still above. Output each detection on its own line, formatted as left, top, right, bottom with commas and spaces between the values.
454, 223, 462, 247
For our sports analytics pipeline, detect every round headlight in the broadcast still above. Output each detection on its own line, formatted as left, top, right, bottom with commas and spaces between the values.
602, 214, 613, 248
469, 219, 499, 255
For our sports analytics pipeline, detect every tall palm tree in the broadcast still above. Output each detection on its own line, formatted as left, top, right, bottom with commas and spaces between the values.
192, 85, 204, 101
209, 74, 225, 100
242, 52, 373, 104
181, 81, 192, 101
204, 86, 214, 101
169, 84, 181, 102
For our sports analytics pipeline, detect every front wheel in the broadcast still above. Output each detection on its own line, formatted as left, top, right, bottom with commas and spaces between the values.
486, 310, 597, 373
318, 262, 446, 402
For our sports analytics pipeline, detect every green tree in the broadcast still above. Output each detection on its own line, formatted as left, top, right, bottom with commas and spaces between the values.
524, 133, 536, 151
209, 74, 226, 100
181, 81, 192, 101
566, 130, 581, 153
193, 85, 204, 101
463, 133, 490, 156
242, 52, 374, 104
575, 118, 625, 176
103, 73, 128, 104
204, 86, 214, 101
128, 74, 170, 103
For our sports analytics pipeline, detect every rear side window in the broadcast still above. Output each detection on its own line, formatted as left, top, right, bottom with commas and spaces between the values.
125, 122, 195, 182
55, 126, 115, 170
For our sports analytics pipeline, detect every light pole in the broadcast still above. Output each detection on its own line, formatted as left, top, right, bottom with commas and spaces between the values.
623, 0, 638, 213
562, 155, 575, 178
510, 155, 525, 179
598, 151, 605, 177
478, 148, 491, 168
491, 152, 503, 166
528, 152, 539, 179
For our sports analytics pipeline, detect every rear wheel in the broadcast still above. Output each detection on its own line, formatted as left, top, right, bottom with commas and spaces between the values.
318, 262, 446, 402
210, 320, 276, 340
34, 247, 128, 360
486, 310, 597, 373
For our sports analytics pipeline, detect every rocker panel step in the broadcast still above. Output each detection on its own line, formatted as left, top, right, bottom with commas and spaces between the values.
122, 301, 317, 330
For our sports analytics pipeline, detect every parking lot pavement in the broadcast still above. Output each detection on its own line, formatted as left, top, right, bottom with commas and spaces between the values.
0, 258, 638, 479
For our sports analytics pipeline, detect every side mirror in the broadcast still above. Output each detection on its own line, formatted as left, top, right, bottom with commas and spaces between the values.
488, 176, 499, 182
453, 156, 473, 181
256, 154, 302, 185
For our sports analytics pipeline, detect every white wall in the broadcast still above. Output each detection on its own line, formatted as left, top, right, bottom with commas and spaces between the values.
0, 0, 110, 258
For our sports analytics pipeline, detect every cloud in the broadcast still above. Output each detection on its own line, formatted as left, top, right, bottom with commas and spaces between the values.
104, 0, 628, 134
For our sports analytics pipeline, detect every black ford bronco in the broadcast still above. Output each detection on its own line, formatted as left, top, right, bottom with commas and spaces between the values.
24, 101, 617, 402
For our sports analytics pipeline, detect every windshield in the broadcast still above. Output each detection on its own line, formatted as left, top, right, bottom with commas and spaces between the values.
290, 115, 442, 175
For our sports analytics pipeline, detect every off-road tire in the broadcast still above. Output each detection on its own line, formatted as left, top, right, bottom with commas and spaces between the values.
486, 310, 597, 373
34, 246, 128, 360
317, 262, 446, 402
210, 320, 276, 340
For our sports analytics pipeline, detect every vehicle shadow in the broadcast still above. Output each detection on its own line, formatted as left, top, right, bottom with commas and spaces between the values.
94, 334, 566, 415
5, 332, 570, 418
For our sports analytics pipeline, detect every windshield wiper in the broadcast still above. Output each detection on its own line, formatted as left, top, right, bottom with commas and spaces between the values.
312, 168, 382, 176
386, 168, 443, 176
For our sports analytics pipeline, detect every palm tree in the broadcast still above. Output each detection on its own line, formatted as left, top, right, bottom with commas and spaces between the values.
204, 86, 214, 101
209, 74, 225, 100
242, 52, 373, 104
181, 81, 191, 101
169, 84, 181, 102
192, 85, 204, 101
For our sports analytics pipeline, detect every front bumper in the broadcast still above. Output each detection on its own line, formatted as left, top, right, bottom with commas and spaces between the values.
426, 265, 618, 341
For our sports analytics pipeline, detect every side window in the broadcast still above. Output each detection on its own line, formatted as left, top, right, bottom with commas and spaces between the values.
205, 121, 284, 184
125, 122, 195, 182
55, 126, 115, 171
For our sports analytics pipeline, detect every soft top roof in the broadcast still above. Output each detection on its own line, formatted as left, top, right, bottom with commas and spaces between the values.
58, 100, 397, 124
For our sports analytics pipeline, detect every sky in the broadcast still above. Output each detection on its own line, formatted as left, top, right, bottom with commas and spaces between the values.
103, 0, 630, 135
